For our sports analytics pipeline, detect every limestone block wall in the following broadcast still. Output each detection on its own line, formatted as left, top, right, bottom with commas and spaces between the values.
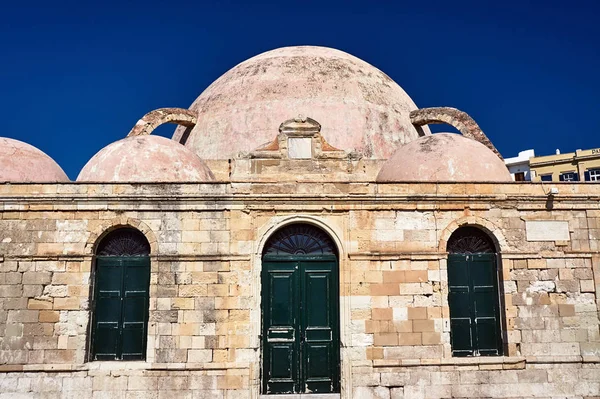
0, 182, 598, 399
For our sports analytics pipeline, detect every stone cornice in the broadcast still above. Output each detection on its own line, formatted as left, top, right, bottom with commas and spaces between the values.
0, 182, 599, 208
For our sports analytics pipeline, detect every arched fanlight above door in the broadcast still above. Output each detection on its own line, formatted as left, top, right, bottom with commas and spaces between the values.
447, 226, 495, 254
263, 224, 337, 256
96, 228, 151, 256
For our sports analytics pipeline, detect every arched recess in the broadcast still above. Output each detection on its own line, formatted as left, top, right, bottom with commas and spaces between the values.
260, 222, 341, 395
446, 225, 504, 357
410, 107, 503, 160
89, 227, 151, 361
256, 215, 345, 259
438, 216, 508, 254
85, 217, 158, 256
127, 108, 197, 137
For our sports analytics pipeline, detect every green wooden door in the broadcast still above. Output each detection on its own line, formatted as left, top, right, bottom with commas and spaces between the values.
92, 256, 150, 360
262, 255, 340, 394
448, 253, 502, 356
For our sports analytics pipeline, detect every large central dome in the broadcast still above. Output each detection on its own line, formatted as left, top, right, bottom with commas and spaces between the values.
174, 46, 429, 159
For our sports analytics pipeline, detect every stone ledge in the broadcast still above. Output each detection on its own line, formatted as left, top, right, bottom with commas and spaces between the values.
373, 356, 525, 369
0, 362, 251, 373
347, 252, 599, 261
526, 355, 600, 364
372, 355, 600, 370
0, 254, 251, 262
259, 395, 340, 399
348, 252, 446, 260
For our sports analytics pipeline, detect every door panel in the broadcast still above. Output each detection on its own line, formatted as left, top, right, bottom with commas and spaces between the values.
262, 256, 339, 395
263, 261, 299, 394
302, 260, 338, 393
305, 274, 330, 326
270, 343, 296, 380
270, 273, 296, 327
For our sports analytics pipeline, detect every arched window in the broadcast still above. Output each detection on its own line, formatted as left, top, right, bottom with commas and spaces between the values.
90, 228, 151, 361
447, 226, 503, 356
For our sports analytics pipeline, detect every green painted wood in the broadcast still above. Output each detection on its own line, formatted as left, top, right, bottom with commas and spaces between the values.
262, 258, 340, 394
92, 256, 150, 361
448, 253, 502, 356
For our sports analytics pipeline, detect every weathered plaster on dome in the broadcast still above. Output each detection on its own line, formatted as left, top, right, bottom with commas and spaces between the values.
174, 46, 430, 160
0, 137, 69, 182
376, 133, 511, 182
77, 135, 215, 182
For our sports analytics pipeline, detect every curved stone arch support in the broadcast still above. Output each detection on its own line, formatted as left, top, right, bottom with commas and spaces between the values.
410, 107, 503, 160
438, 215, 508, 254
127, 108, 197, 137
85, 216, 159, 256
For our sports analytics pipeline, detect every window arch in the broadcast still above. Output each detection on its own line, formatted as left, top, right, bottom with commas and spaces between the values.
447, 226, 503, 356
90, 228, 150, 361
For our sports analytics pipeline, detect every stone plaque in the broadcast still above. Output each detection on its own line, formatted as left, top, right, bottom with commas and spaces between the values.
526, 220, 570, 241
288, 137, 312, 159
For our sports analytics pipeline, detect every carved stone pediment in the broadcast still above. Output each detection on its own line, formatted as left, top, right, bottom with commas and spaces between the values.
247, 116, 350, 160
279, 116, 321, 136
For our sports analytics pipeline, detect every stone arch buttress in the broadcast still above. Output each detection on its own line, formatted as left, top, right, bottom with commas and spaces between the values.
127, 108, 197, 137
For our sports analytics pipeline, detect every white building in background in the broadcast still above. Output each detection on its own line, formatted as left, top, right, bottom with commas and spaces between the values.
504, 149, 535, 181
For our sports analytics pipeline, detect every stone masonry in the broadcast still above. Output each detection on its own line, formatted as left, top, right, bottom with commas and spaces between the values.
0, 182, 599, 398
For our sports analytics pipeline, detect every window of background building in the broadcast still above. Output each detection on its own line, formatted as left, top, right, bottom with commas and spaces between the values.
514, 172, 525, 181
585, 169, 600, 182
559, 172, 579, 181
540, 174, 553, 182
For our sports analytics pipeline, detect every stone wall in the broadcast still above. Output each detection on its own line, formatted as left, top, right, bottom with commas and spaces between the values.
0, 182, 599, 398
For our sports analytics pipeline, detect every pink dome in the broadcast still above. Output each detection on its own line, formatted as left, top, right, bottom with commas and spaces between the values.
0, 137, 69, 182
173, 46, 430, 160
376, 133, 511, 182
77, 135, 215, 182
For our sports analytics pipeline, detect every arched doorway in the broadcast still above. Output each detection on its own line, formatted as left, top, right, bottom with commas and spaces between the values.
90, 227, 151, 361
447, 226, 503, 356
261, 223, 340, 395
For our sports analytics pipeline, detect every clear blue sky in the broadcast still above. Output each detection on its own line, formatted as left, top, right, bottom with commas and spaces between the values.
2, 0, 599, 179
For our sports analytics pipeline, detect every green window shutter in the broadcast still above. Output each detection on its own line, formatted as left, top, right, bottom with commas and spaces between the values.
92, 256, 150, 361
121, 257, 150, 360
448, 254, 502, 356
93, 258, 124, 360
448, 255, 474, 356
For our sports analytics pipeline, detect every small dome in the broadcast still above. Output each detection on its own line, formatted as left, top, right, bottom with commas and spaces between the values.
376, 133, 511, 182
0, 137, 69, 182
77, 135, 215, 182
174, 45, 430, 160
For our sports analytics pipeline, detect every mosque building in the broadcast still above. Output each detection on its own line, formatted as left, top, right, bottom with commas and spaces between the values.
0, 46, 599, 399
